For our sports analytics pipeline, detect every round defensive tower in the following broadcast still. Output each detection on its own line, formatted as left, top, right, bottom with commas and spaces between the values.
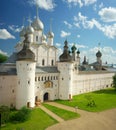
16, 34, 36, 109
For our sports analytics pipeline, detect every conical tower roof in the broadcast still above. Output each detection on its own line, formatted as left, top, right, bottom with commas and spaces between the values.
17, 34, 35, 61
59, 40, 72, 62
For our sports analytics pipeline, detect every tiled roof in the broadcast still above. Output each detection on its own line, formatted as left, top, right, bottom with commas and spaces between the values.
36, 66, 59, 73
0, 63, 16, 75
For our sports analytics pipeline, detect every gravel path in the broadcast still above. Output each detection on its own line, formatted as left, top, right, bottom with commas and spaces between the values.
39, 105, 64, 122
44, 102, 116, 130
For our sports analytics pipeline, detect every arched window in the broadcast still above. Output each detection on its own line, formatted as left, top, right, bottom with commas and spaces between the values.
36, 36, 38, 42
38, 77, 40, 81
51, 60, 54, 66
28, 80, 30, 85
35, 77, 37, 82
42, 59, 45, 66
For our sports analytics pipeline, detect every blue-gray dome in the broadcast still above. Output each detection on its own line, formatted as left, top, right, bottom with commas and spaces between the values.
96, 50, 102, 57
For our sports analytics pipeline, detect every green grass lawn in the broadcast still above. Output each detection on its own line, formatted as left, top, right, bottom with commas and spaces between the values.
1, 108, 57, 130
56, 88, 116, 112
43, 104, 80, 120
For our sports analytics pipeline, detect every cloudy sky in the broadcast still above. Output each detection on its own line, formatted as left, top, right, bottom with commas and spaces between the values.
0, 0, 116, 64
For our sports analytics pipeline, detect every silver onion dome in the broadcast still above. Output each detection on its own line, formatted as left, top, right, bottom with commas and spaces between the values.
31, 18, 44, 31
26, 25, 34, 34
47, 31, 54, 38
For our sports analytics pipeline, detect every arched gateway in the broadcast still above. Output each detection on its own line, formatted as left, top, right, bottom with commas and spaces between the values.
44, 92, 49, 101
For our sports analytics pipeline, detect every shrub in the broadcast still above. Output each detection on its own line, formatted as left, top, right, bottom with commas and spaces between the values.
113, 73, 116, 90
0, 106, 10, 124
10, 106, 31, 123
85, 95, 96, 107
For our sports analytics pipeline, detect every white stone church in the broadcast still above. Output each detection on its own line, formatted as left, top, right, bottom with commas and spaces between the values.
0, 11, 116, 109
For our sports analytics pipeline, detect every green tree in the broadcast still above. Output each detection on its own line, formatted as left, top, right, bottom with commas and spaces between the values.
0, 53, 8, 63
113, 73, 116, 90
0, 106, 10, 124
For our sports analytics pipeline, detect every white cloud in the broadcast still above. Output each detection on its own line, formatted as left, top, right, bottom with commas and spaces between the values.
102, 46, 116, 54
84, 0, 97, 6
55, 43, 61, 47
93, 19, 116, 39
76, 12, 95, 29
78, 0, 83, 7
76, 43, 88, 49
0, 49, 8, 56
60, 30, 71, 38
99, 2, 104, 9
28, 0, 56, 11
9, 25, 22, 33
0, 29, 15, 40
74, 12, 116, 39
89, 46, 99, 53
102, 24, 116, 39
77, 34, 80, 38
93, 2, 104, 11
74, 22, 80, 28
69, 42, 88, 49
63, 21, 72, 29
63, 0, 83, 8
63, 0, 96, 8
98, 7, 116, 22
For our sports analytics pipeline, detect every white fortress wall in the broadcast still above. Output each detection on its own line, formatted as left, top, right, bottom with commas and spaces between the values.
0, 75, 17, 107
72, 71, 114, 95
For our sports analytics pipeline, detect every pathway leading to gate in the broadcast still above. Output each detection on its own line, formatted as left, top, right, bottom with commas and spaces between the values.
40, 102, 116, 130
39, 105, 64, 122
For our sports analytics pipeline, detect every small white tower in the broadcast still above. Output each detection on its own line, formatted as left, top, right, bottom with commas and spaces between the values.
31, 5, 44, 44
16, 34, 36, 109
47, 19, 54, 46
96, 43, 102, 65
96, 51, 102, 64
58, 40, 73, 100
20, 18, 26, 43
42, 33, 47, 44
20, 26, 26, 43
77, 49, 80, 65
71, 44, 77, 61
26, 16, 34, 43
